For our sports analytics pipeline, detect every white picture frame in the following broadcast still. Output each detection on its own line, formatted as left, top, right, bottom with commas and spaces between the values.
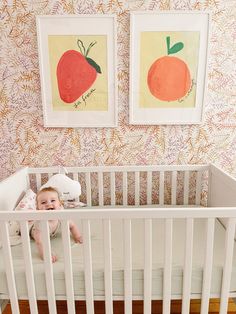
129, 11, 210, 125
36, 15, 117, 127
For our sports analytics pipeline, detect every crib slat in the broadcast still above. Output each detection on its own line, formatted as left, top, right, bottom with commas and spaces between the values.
123, 172, 128, 206
219, 218, 236, 314
159, 171, 164, 205
36, 173, 42, 191
201, 218, 215, 314
171, 171, 177, 205
0, 221, 20, 314
184, 171, 189, 205
147, 171, 152, 205
86, 172, 92, 206
163, 218, 173, 314
195, 171, 202, 205
103, 220, 113, 314
73, 172, 79, 181
144, 219, 152, 314
98, 172, 104, 206
83, 219, 94, 314
20, 221, 38, 314
135, 171, 140, 205
110, 172, 116, 206
182, 218, 194, 314
41, 221, 57, 314
61, 220, 75, 314
124, 219, 132, 313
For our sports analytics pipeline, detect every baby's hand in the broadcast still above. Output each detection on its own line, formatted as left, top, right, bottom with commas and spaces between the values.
74, 235, 83, 244
51, 254, 58, 263
39, 252, 57, 263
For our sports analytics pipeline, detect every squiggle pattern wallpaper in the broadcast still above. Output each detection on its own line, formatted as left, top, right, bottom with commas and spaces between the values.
0, 0, 235, 181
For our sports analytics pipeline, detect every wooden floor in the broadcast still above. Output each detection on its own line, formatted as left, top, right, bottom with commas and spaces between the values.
3, 299, 236, 314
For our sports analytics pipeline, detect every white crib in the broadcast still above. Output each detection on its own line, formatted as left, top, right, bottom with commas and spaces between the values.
0, 164, 236, 314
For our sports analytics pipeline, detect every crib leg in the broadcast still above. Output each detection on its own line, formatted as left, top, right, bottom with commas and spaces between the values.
0, 300, 9, 314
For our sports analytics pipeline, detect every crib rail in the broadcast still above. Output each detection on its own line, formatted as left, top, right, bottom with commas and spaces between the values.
1, 208, 236, 314
28, 165, 209, 207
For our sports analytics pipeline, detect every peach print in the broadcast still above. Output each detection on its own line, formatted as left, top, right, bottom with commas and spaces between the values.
147, 36, 191, 102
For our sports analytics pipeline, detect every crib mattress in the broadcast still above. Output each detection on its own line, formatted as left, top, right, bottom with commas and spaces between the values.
0, 218, 236, 299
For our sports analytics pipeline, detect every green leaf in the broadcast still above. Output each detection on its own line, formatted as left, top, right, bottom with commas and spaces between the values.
86, 57, 102, 74
168, 42, 184, 55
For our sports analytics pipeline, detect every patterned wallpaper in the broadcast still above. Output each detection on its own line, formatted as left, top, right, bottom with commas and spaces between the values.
0, 0, 236, 181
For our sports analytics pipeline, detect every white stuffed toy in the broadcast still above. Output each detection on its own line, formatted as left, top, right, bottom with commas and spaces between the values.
40, 174, 83, 204
8, 221, 21, 245
0, 221, 21, 248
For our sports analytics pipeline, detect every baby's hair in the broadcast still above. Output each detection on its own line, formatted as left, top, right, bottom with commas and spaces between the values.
36, 187, 61, 203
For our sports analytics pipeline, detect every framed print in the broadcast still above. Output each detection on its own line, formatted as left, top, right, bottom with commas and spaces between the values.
129, 11, 210, 125
36, 15, 117, 127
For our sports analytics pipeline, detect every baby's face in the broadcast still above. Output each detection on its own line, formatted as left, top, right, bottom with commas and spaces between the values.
37, 191, 61, 211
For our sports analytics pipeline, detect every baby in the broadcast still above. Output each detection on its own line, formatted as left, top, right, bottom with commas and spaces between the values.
31, 187, 83, 263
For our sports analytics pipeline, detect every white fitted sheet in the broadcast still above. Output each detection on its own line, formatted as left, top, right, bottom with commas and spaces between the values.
0, 218, 236, 299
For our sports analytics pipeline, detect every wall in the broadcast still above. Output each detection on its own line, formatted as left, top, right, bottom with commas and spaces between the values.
0, 0, 235, 181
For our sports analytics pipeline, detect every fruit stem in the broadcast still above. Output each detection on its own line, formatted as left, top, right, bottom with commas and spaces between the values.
166, 36, 184, 55
77, 38, 101, 74
77, 39, 86, 55
166, 36, 171, 55
85, 41, 97, 57
77, 39, 97, 57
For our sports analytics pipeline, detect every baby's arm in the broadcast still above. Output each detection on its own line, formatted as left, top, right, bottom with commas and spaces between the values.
69, 221, 83, 243
31, 227, 57, 263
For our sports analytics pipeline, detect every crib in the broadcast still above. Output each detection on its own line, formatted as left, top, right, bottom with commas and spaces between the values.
0, 163, 236, 314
